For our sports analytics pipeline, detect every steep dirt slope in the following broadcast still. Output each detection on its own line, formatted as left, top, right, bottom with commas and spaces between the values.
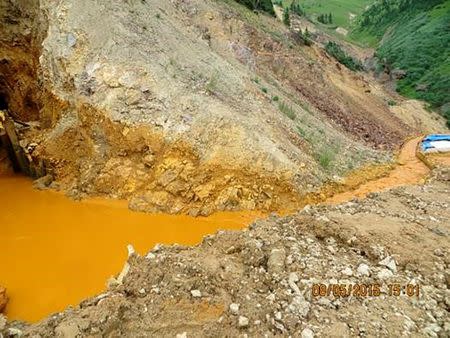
0, 0, 446, 215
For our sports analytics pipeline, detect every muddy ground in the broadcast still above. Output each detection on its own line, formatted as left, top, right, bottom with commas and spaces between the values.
2, 165, 448, 337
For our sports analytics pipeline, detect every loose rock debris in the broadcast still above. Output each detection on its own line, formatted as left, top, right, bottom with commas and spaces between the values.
3, 168, 448, 337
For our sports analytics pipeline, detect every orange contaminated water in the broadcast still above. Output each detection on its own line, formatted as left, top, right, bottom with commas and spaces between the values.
326, 137, 430, 204
0, 175, 260, 322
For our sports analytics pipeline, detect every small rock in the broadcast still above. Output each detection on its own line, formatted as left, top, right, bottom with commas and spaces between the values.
55, 322, 80, 337
377, 268, 393, 280
0, 314, 6, 331
357, 263, 370, 276
288, 272, 301, 295
229, 303, 240, 315
143, 154, 155, 167
176, 333, 187, 338
32, 174, 53, 190
238, 316, 249, 328
301, 328, 314, 338
433, 248, 444, 257
7, 328, 23, 337
341, 267, 353, 276
379, 256, 397, 273
267, 248, 286, 274
190, 290, 202, 298
288, 295, 310, 317
146, 252, 156, 259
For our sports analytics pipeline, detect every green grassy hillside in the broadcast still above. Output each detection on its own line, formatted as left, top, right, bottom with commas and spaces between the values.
351, 0, 450, 127
278, 0, 372, 29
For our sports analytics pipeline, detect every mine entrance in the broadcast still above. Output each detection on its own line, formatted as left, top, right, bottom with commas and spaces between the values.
0, 94, 45, 177
0, 94, 19, 173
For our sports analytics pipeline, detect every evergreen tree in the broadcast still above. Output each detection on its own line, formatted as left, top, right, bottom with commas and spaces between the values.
329, 13, 333, 24
234, 0, 275, 15
283, 8, 291, 26
303, 28, 312, 46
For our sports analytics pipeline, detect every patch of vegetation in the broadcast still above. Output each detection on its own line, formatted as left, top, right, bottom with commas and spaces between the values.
317, 146, 336, 170
261, 87, 268, 93
233, 0, 275, 15
206, 73, 220, 95
296, 125, 339, 170
286, 1, 305, 16
298, 28, 312, 46
388, 100, 397, 106
325, 41, 363, 71
352, 0, 450, 126
281, 0, 372, 29
283, 7, 291, 26
278, 101, 296, 120
317, 13, 333, 24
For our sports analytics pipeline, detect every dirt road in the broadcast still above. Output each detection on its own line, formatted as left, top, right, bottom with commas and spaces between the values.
326, 136, 429, 204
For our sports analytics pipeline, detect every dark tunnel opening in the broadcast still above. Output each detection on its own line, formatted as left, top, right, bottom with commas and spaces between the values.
0, 92, 8, 111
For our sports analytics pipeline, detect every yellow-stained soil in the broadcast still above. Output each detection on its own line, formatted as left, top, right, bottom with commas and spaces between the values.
325, 137, 430, 204
0, 175, 260, 322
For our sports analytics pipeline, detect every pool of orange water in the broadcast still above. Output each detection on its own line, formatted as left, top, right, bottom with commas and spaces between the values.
0, 175, 260, 322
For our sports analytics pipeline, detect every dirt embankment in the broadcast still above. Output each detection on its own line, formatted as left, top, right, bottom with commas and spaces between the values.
3, 165, 448, 337
0, 0, 447, 216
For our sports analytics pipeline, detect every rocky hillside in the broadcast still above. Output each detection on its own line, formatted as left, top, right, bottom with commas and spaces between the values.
352, 0, 450, 126
0, 0, 446, 215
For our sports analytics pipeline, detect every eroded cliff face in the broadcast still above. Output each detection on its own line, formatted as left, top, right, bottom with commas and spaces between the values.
0, 0, 446, 215
0, 0, 44, 121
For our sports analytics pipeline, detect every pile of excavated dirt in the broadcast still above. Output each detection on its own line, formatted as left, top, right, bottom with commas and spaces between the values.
4, 166, 448, 337
1, 0, 447, 215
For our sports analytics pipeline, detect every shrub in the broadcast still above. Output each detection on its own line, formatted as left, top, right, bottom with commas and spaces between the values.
283, 8, 291, 26
299, 28, 312, 46
278, 101, 296, 120
206, 73, 219, 94
233, 0, 275, 15
290, 1, 305, 16
317, 147, 336, 170
325, 41, 363, 71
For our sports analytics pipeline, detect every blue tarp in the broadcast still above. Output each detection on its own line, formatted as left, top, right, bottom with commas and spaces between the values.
423, 134, 450, 142
421, 134, 450, 152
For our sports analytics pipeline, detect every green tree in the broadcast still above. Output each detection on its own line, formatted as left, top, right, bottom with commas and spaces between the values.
290, 1, 304, 16
234, 0, 275, 15
283, 7, 291, 26
303, 28, 312, 46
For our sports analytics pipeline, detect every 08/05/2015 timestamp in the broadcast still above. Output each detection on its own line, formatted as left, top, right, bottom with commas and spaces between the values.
312, 283, 420, 298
